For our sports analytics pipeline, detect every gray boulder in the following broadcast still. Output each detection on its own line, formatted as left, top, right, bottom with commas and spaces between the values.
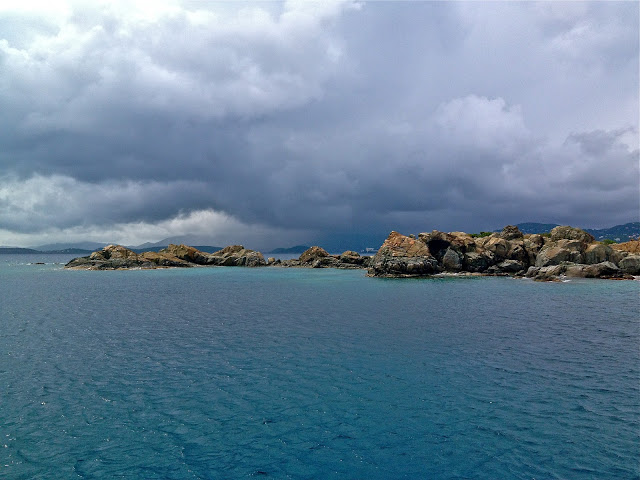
583, 243, 614, 265
619, 255, 640, 275
550, 225, 595, 244
209, 245, 267, 267
535, 239, 583, 267
441, 247, 462, 271
463, 251, 495, 272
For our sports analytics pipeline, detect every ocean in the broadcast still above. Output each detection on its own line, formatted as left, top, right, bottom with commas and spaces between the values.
1, 255, 638, 479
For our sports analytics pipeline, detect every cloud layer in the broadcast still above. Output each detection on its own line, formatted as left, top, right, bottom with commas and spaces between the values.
0, 1, 637, 248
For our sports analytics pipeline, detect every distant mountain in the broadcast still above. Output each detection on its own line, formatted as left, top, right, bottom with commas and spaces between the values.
131, 235, 220, 249
268, 245, 310, 254
584, 222, 640, 242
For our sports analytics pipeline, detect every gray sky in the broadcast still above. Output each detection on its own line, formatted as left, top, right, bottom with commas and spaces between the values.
1, 1, 638, 249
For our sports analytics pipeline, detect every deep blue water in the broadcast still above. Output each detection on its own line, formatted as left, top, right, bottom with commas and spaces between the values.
1, 256, 639, 479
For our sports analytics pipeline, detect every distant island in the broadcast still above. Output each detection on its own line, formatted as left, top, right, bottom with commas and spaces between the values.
63, 225, 640, 282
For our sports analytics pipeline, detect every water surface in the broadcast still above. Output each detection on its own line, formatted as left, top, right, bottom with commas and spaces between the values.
1, 260, 638, 479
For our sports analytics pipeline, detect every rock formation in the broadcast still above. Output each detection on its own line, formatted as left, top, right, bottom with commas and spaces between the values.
66, 244, 266, 269
367, 231, 438, 277
277, 246, 372, 269
368, 225, 638, 281
65, 226, 639, 280
65, 245, 193, 270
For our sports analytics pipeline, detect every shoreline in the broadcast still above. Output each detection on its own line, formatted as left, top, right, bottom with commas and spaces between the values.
63, 224, 640, 282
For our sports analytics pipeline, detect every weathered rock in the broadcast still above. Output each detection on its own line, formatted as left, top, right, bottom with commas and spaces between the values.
311, 256, 340, 268
487, 259, 525, 274
527, 261, 624, 280
526, 264, 566, 281
618, 255, 640, 275
499, 225, 524, 241
535, 239, 583, 267
161, 244, 215, 265
583, 261, 622, 278
419, 230, 476, 258
550, 226, 595, 246
583, 243, 614, 265
612, 240, 640, 254
139, 251, 195, 268
482, 236, 510, 262
564, 262, 621, 278
368, 231, 438, 277
299, 246, 330, 264
462, 251, 494, 272
441, 247, 462, 271
523, 234, 545, 264
66, 245, 192, 270
209, 245, 267, 267
339, 250, 370, 267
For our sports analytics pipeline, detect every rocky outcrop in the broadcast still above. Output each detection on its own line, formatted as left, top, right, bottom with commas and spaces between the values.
65, 227, 640, 279
278, 246, 371, 269
612, 240, 640, 254
208, 245, 267, 267
526, 262, 624, 281
65, 245, 193, 270
66, 244, 266, 269
550, 225, 595, 245
367, 231, 438, 277
160, 244, 215, 265
369, 225, 639, 280
159, 244, 267, 267
298, 246, 329, 264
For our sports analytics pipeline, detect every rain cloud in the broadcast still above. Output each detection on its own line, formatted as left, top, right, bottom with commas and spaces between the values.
0, 1, 637, 248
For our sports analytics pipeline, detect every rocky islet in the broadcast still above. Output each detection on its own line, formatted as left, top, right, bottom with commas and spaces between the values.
65, 226, 640, 281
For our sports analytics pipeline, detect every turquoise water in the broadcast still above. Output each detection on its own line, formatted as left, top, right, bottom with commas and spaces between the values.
1, 257, 639, 479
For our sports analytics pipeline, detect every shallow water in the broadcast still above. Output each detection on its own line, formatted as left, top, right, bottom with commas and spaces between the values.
1, 260, 638, 479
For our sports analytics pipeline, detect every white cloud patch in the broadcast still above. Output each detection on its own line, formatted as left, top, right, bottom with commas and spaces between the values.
1, 0, 354, 137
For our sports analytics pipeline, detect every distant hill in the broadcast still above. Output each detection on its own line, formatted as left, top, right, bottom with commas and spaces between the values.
514, 223, 560, 234
32, 242, 108, 251
268, 245, 310, 254
584, 222, 640, 242
0, 246, 93, 254
0, 247, 42, 254
43, 248, 94, 254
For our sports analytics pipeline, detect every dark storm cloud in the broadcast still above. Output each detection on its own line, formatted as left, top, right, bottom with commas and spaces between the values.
0, 1, 637, 246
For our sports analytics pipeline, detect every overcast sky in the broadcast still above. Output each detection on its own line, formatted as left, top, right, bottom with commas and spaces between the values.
1, 1, 638, 249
